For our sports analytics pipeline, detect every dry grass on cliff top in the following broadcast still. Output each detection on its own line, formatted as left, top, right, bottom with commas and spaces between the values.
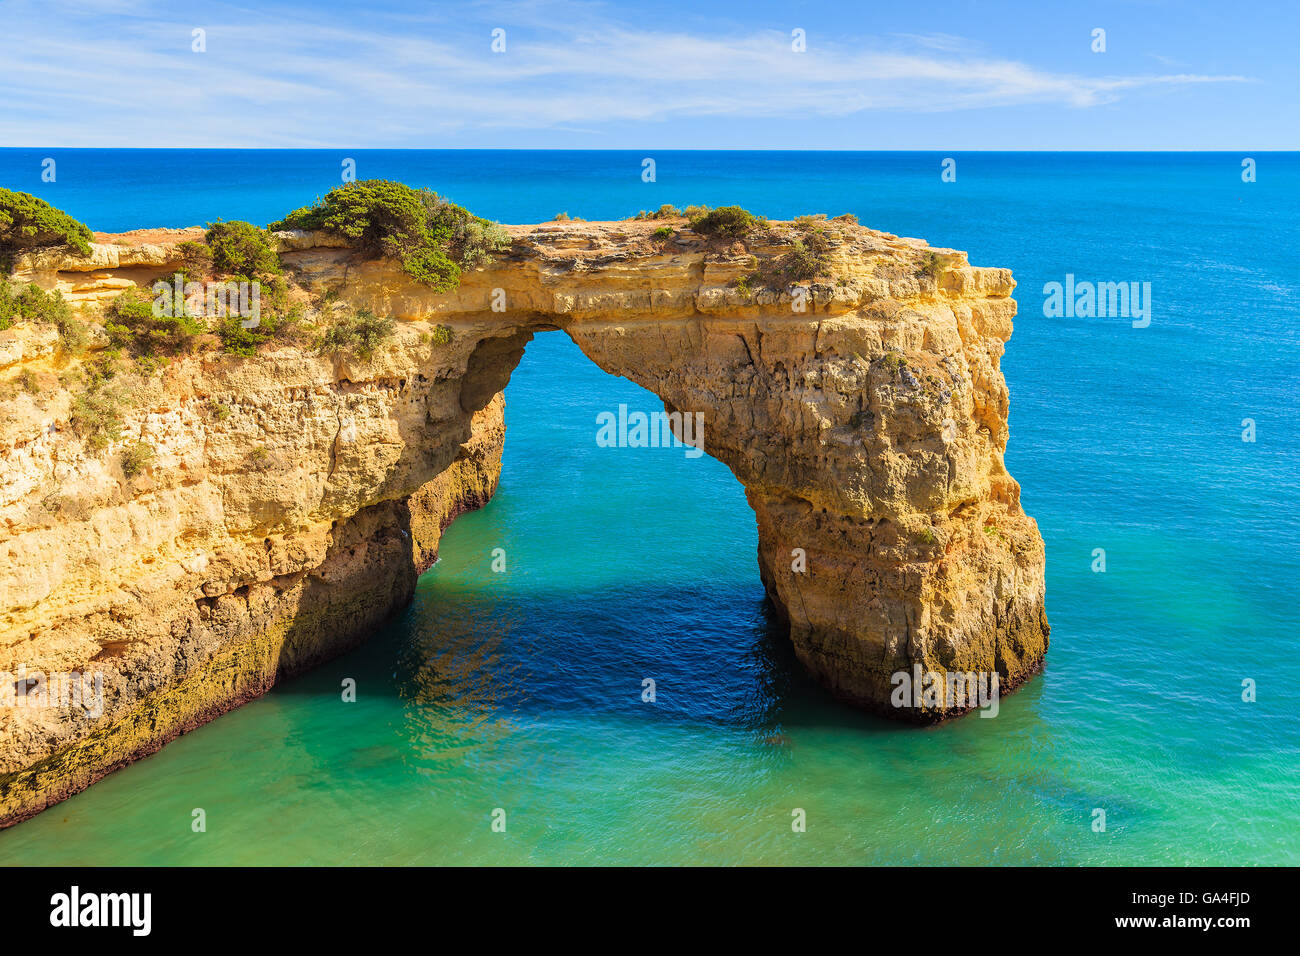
92, 227, 206, 246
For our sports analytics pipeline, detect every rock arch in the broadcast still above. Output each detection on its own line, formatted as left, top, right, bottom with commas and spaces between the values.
0, 218, 1047, 825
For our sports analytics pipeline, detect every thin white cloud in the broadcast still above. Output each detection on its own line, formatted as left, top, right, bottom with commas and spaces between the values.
888, 33, 977, 53
0, 0, 1252, 145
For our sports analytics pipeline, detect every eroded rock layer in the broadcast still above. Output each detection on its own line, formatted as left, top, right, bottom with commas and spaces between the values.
0, 217, 1047, 826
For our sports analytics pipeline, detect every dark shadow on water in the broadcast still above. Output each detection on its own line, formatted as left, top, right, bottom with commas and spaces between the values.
270, 575, 905, 739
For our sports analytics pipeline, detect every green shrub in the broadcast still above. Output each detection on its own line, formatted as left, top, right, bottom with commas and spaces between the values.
81, 353, 119, 385
0, 190, 94, 271
23, 283, 68, 325
653, 226, 674, 240
272, 180, 508, 291
445, 215, 509, 269
689, 205, 763, 239
145, 232, 293, 358
428, 324, 453, 346
19, 368, 39, 394
0, 281, 88, 351
412, 194, 511, 270
134, 353, 167, 375
54, 311, 88, 354
104, 287, 203, 357
881, 351, 908, 371
205, 222, 282, 278
778, 232, 832, 281
318, 309, 396, 360
793, 214, 827, 228
739, 221, 834, 288
176, 240, 215, 277
215, 302, 300, 357
1, 280, 71, 324
120, 440, 154, 478
917, 252, 945, 280
632, 205, 682, 221
1, 282, 19, 331
193, 226, 289, 353
216, 314, 274, 357
212, 270, 289, 325
71, 384, 127, 451
681, 204, 711, 220
268, 273, 291, 314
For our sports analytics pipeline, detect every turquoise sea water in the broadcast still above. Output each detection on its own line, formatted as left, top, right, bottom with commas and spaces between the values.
0, 150, 1297, 865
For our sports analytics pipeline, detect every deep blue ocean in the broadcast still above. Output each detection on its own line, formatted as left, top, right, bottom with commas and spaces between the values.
0, 150, 1296, 864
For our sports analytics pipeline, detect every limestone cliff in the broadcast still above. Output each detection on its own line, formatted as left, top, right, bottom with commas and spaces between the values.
0, 215, 1047, 826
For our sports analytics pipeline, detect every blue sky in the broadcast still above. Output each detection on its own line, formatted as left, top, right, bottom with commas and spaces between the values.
0, 0, 1294, 148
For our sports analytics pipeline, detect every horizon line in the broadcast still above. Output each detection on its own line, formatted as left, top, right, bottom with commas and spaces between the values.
1, 146, 1296, 153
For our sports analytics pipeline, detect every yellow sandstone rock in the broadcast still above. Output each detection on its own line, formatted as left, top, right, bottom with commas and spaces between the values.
0, 217, 1047, 826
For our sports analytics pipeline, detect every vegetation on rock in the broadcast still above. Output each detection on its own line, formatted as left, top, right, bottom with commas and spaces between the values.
70, 373, 128, 451
96, 223, 300, 359
120, 440, 154, 478
916, 251, 946, 281
215, 307, 299, 358
204, 221, 282, 278
104, 287, 204, 357
0, 189, 94, 272
0, 279, 88, 352
630, 204, 682, 221
176, 240, 214, 276
318, 309, 396, 360
272, 180, 509, 291
881, 351, 909, 372
777, 232, 832, 281
689, 205, 764, 239
779, 216, 836, 281
2, 280, 66, 326
737, 217, 836, 290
